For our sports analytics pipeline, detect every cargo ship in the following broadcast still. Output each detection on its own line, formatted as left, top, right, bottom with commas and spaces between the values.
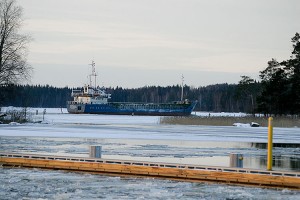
67, 62, 197, 116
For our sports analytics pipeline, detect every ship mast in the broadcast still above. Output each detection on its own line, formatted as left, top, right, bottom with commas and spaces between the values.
89, 61, 97, 88
181, 74, 184, 101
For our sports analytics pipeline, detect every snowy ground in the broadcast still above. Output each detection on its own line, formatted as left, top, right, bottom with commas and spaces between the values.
1, 108, 300, 199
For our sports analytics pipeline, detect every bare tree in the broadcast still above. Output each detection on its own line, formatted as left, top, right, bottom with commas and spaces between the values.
0, 0, 32, 85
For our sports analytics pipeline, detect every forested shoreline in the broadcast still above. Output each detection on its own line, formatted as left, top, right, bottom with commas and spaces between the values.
0, 83, 260, 113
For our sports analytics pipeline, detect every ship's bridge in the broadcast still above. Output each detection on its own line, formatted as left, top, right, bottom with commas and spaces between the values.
71, 85, 111, 104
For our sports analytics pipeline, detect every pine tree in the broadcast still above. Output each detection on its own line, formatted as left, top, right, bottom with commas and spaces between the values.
257, 33, 300, 115
283, 33, 300, 114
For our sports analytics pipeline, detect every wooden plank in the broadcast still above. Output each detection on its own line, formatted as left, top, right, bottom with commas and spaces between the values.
1, 156, 300, 189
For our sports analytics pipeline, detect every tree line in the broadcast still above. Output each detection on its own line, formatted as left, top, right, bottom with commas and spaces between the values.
0, 83, 261, 113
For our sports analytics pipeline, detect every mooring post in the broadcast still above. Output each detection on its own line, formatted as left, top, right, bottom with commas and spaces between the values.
267, 117, 273, 171
230, 153, 243, 168
89, 146, 102, 158
43, 109, 46, 121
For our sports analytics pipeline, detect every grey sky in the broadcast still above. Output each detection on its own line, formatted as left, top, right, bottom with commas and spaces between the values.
19, 0, 300, 88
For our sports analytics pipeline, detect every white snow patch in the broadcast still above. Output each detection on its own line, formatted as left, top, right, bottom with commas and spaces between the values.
8, 122, 21, 126
233, 123, 251, 127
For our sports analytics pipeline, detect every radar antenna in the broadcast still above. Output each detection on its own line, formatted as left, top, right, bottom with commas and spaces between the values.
89, 61, 97, 88
181, 74, 184, 101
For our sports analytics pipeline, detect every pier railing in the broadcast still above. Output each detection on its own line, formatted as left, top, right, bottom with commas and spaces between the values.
1, 152, 299, 178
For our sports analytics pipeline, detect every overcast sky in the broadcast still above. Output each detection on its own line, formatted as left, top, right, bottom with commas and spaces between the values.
19, 0, 300, 88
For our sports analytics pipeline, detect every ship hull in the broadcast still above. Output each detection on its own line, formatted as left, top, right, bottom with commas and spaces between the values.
67, 102, 197, 116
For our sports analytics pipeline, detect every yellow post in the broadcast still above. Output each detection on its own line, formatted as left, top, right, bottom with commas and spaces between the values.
267, 117, 273, 171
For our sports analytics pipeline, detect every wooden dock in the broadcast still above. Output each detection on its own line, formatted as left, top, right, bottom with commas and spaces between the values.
1, 152, 300, 189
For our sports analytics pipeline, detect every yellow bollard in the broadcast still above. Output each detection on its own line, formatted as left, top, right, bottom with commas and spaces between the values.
267, 117, 273, 171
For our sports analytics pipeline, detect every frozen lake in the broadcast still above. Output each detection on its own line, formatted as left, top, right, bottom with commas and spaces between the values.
1, 109, 300, 199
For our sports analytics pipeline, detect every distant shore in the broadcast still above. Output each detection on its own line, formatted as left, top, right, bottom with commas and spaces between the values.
160, 115, 300, 128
